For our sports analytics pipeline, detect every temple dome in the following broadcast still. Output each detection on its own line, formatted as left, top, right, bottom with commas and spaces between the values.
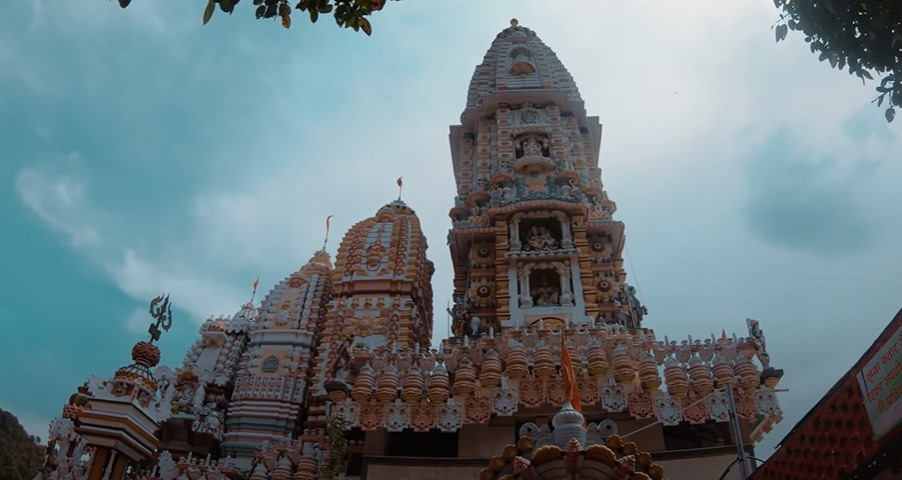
334, 200, 433, 283
253, 250, 334, 330
464, 20, 582, 114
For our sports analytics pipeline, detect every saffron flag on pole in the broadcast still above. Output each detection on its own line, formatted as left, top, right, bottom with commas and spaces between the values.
396, 176, 403, 187
253, 277, 259, 292
561, 335, 582, 413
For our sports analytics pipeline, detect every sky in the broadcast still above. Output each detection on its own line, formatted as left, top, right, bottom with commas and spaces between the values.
1, 0, 900, 461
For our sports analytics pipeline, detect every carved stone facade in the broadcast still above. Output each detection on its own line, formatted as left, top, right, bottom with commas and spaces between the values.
34, 20, 783, 480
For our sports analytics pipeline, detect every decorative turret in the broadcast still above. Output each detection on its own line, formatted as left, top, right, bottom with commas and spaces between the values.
219, 250, 334, 467
36, 295, 176, 480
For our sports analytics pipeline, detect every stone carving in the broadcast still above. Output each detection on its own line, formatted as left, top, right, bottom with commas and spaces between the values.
193, 403, 225, 440
747, 318, 770, 368
682, 394, 710, 425
330, 399, 360, 426
613, 285, 647, 330
654, 394, 683, 426
447, 295, 472, 338
530, 271, 560, 307
262, 355, 280, 373
520, 107, 538, 124
707, 389, 731, 422
492, 387, 519, 417
359, 402, 386, 431
601, 383, 627, 412
755, 387, 784, 420
158, 451, 179, 480
465, 396, 491, 424
385, 401, 411, 432
525, 225, 559, 251
518, 137, 546, 158
437, 401, 464, 432
410, 402, 436, 432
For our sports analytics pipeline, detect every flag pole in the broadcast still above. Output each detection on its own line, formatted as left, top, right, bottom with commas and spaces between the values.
250, 277, 259, 304
323, 215, 334, 251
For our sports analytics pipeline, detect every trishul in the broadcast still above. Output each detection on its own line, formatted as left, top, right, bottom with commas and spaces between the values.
148, 293, 174, 343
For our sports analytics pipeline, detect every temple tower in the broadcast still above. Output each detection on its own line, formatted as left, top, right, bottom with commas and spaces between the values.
219, 250, 334, 464
305, 201, 434, 424
447, 20, 646, 338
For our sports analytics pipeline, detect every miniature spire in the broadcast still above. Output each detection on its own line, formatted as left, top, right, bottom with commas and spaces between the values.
396, 176, 403, 201
323, 214, 335, 251
147, 293, 173, 343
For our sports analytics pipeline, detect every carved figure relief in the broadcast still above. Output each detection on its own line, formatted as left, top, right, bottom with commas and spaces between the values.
262, 355, 280, 373
516, 135, 548, 159
530, 269, 561, 307
524, 225, 559, 251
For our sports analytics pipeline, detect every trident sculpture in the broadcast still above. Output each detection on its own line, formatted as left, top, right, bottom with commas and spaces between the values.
147, 293, 174, 343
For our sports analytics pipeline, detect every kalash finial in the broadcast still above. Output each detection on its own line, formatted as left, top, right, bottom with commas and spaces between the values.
147, 293, 173, 343
510, 18, 519, 27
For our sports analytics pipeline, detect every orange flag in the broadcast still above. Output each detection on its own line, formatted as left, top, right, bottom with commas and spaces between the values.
253, 277, 259, 292
396, 176, 403, 187
561, 335, 582, 413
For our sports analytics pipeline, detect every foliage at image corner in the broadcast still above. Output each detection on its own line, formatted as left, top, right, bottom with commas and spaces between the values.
116, 0, 399, 36
0, 408, 44, 480
772, 0, 902, 123
324, 414, 351, 480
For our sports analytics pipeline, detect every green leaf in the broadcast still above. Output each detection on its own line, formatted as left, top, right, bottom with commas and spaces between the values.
320, 2, 334, 13
119, 0, 132, 7
254, 0, 264, 5
877, 94, 885, 107
775, 24, 788, 42
256, 5, 266, 18
358, 16, 372, 35
829, 54, 838, 68
861, 70, 873, 80
219, 0, 234, 14
310, 8, 319, 22
885, 107, 895, 123
202, 0, 215, 25
279, 3, 291, 16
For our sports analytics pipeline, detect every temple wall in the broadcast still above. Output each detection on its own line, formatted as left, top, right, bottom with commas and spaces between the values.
458, 424, 515, 457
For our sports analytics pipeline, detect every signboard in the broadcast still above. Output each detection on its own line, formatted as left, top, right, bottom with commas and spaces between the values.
857, 322, 902, 439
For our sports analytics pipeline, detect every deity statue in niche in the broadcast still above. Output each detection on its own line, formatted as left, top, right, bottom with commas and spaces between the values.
522, 220, 561, 251
530, 269, 561, 307
516, 136, 548, 158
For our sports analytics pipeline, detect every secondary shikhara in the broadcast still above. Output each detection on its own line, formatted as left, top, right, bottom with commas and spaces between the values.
34, 20, 785, 480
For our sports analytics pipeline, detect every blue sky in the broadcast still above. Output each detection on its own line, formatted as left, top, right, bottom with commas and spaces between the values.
2, 0, 901, 458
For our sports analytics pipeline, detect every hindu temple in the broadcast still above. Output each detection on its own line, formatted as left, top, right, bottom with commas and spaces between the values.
33, 20, 786, 480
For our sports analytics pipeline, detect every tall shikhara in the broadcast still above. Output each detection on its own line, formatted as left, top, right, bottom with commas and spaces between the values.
35, 20, 784, 480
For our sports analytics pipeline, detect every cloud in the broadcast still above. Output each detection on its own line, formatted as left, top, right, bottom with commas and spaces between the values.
14, 160, 246, 325
15, 162, 101, 249
741, 129, 887, 255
